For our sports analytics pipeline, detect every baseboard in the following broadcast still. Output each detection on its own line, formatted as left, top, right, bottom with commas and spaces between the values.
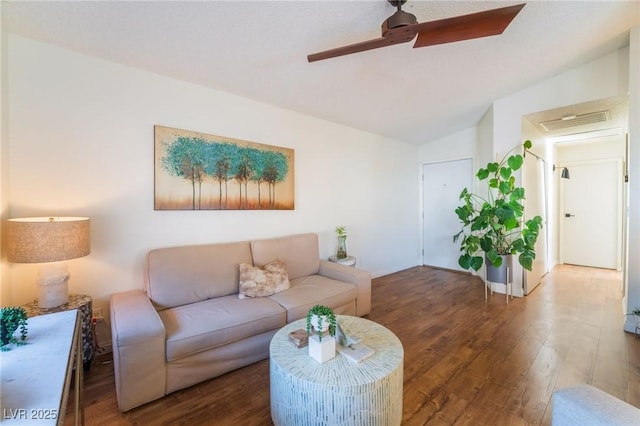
371, 262, 420, 279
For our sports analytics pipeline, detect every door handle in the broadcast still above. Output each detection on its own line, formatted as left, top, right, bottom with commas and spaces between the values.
565, 213, 575, 218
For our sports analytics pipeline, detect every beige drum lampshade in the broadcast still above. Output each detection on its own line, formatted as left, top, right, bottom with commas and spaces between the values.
7, 217, 91, 263
7, 217, 91, 308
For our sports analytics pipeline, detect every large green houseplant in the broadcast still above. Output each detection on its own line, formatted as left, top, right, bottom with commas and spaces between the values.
453, 140, 543, 274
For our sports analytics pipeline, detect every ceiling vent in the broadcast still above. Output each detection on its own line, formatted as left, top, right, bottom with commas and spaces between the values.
539, 110, 610, 131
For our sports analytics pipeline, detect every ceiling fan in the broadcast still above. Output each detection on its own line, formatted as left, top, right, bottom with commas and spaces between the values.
307, 1, 525, 63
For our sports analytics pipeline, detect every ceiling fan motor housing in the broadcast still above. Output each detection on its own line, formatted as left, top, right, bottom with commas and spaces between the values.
388, 0, 408, 7
386, 10, 418, 29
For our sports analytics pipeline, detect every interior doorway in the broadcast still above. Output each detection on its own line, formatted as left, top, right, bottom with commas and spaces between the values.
521, 95, 627, 293
422, 158, 473, 271
559, 159, 622, 270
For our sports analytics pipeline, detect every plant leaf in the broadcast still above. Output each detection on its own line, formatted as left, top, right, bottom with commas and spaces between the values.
508, 154, 523, 170
500, 167, 512, 180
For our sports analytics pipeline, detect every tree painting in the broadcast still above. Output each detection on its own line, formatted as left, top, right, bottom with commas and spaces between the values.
155, 126, 294, 210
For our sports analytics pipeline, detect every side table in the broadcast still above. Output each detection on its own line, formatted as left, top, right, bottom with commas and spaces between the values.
328, 255, 357, 267
22, 294, 94, 370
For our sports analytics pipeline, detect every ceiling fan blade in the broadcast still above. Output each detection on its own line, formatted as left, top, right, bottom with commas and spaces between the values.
307, 26, 417, 63
413, 3, 525, 48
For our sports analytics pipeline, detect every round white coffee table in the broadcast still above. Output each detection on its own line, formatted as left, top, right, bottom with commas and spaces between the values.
269, 315, 404, 426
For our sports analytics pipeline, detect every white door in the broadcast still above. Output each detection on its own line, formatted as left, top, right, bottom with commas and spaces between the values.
422, 158, 473, 271
561, 160, 621, 269
522, 153, 548, 294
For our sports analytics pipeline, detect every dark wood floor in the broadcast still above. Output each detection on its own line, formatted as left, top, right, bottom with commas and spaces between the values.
68, 264, 640, 425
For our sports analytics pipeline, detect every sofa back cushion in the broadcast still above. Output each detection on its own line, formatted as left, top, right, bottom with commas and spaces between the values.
251, 233, 320, 281
146, 241, 253, 310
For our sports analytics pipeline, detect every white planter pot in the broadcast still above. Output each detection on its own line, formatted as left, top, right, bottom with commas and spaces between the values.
308, 335, 336, 363
310, 314, 330, 333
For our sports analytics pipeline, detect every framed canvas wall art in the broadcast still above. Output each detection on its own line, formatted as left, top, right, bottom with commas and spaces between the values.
155, 126, 294, 210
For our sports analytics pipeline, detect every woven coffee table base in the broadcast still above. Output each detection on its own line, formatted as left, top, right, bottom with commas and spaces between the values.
270, 315, 403, 426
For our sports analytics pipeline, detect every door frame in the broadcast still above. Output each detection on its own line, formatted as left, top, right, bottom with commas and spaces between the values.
523, 151, 549, 295
420, 156, 474, 271
558, 158, 623, 270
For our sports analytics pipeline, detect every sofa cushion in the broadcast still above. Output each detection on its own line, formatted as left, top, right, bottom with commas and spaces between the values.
146, 241, 253, 310
251, 233, 320, 280
239, 259, 290, 298
268, 274, 357, 322
159, 295, 286, 362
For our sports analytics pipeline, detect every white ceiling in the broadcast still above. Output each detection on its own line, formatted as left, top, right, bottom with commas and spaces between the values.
2, 1, 639, 145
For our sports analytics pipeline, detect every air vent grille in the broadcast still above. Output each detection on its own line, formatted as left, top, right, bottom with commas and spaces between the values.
539, 110, 610, 131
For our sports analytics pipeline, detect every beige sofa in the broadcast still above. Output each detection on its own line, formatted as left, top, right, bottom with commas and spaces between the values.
110, 233, 371, 411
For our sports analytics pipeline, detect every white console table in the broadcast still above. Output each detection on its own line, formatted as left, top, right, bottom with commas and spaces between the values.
0, 309, 84, 425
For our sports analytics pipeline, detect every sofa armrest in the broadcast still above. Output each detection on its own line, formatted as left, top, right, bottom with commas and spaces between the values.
318, 260, 371, 316
552, 385, 640, 426
110, 290, 167, 411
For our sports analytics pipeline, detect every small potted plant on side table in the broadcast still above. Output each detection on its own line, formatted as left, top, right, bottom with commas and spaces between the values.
0, 306, 28, 351
335, 226, 348, 259
306, 305, 337, 363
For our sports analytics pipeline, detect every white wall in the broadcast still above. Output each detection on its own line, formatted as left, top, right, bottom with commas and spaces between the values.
0, 8, 8, 306
418, 127, 476, 163
2, 36, 421, 327
624, 26, 640, 332
494, 47, 629, 158
556, 137, 626, 163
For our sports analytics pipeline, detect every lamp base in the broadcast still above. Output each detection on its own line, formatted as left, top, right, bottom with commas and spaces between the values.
37, 262, 70, 309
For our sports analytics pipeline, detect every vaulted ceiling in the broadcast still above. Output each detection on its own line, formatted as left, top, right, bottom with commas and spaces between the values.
2, 1, 639, 144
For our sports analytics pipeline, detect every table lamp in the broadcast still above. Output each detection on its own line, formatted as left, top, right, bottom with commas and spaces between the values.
7, 217, 91, 309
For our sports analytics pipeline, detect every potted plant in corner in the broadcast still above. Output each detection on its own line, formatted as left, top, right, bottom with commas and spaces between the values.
0, 306, 29, 351
453, 140, 543, 282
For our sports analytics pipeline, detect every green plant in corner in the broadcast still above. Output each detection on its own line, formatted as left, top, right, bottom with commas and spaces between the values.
453, 140, 543, 272
0, 306, 28, 351
306, 305, 337, 342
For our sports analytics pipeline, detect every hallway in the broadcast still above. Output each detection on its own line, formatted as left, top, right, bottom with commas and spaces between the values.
529, 264, 634, 401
